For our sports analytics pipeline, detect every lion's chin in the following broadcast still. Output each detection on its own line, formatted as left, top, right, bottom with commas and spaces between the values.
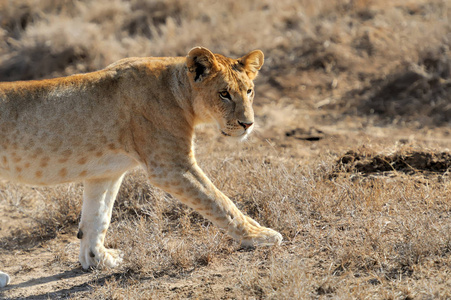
220, 129, 250, 141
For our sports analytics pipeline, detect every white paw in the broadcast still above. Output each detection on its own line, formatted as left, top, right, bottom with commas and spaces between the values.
79, 244, 123, 270
101, 248, 123, 268
0, 271, 10, 288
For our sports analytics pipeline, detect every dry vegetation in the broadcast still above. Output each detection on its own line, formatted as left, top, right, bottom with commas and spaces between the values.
1, 0, 451, 299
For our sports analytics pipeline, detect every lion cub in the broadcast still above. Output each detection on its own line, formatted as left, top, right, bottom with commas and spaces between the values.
0, 47, 282, 287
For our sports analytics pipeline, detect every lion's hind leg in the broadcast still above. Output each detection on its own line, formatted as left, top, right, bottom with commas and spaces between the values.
0, 271, 10, 288
78, 174, 126, 270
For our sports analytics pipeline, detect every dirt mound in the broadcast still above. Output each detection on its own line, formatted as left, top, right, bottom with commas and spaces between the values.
345, 49, 451, 126
285, 127, 325, 141
336, 150, 451, 175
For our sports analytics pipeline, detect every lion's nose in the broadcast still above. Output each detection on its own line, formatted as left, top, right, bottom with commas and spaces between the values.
238, 120, 253, 130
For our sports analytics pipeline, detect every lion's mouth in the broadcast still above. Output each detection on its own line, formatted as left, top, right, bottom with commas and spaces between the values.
221, 129, 249, 138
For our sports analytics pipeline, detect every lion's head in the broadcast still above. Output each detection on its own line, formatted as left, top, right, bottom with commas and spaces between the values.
186, 47, 264, 139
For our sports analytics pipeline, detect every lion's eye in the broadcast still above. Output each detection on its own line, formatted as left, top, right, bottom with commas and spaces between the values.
219, 91, 231, 100
247, 89, 253, 95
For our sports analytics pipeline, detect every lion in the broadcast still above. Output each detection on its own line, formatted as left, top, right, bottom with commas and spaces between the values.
0, 47, 282, 287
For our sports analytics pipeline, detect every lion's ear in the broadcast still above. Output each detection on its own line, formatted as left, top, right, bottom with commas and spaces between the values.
239, 50, 264, 80
186, 47, 218, 82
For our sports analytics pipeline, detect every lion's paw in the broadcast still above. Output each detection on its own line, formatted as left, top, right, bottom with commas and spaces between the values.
79, 244, 123, 270
0, 271, 10, 288
241, 217, 283, 247
101, 248, 123, 268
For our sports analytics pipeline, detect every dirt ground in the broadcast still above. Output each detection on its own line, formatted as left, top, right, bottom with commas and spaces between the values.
1, 0, 451, 299
1, 108, 450, 299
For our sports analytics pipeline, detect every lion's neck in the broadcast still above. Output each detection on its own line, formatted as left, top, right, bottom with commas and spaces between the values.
169, 63, 196, 124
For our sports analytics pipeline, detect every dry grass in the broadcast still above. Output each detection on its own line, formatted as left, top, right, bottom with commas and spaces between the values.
1, 0, 451, 299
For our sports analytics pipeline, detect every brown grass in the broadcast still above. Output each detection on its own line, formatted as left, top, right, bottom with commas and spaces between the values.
1, 0, 451, 299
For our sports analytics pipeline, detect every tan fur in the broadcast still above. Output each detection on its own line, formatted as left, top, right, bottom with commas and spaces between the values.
0, 47, 282, 286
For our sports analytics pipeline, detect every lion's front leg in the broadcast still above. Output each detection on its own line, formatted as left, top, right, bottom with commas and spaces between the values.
78, 174, 126, 270
148, 163, 282, 247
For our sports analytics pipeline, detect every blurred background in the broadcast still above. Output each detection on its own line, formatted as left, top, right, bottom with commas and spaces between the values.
0, 0, 450, 128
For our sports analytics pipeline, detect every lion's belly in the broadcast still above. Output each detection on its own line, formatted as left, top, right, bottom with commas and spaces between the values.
0, 148, 139, 185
